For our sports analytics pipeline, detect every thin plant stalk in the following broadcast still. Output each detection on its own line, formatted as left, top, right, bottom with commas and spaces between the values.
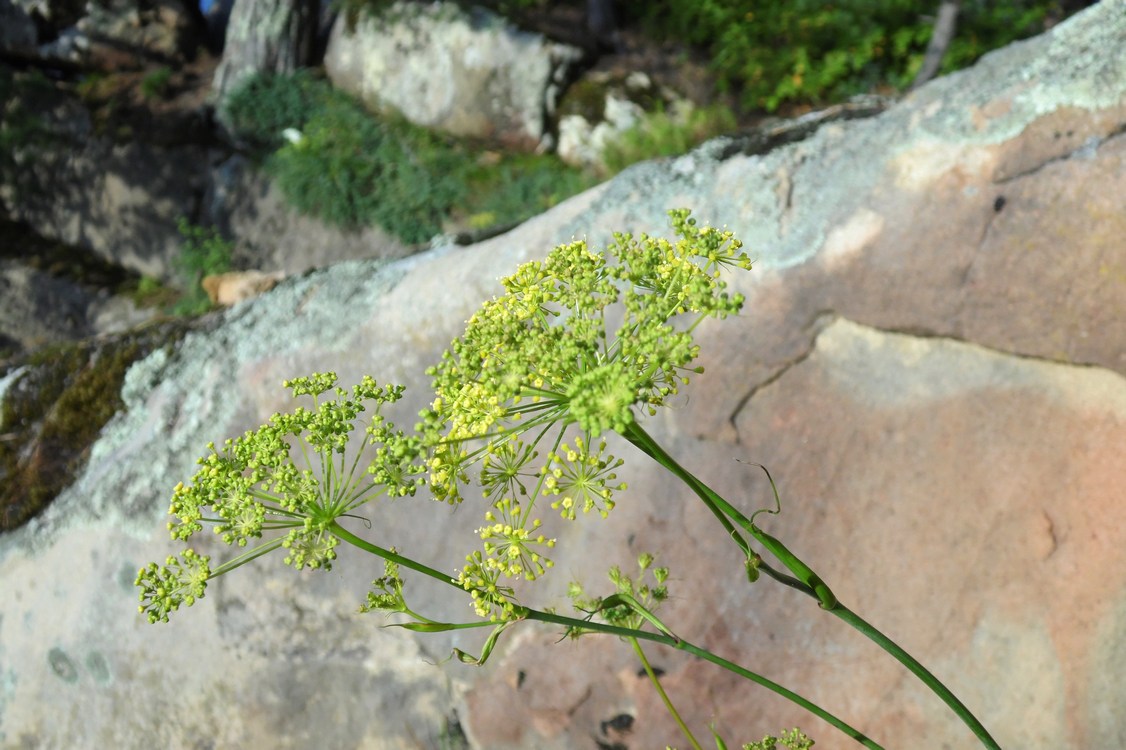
620, 421, 1001, 750
329, 521, 884, 749
631, 636, 703, 750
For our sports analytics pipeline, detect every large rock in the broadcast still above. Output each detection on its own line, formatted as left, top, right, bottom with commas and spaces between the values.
2, 0, 205, 68
324, 1, 584, 149
2, 96, 414, 283
202, 154, 415, 275
3, 135, 213, 281
2, 4, 1125, 749
210, 0, 318, 117
0, 0, 38, 53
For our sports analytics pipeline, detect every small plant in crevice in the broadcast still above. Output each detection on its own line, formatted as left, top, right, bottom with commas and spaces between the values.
139, 67, 173, 101
172, 218, 232, 316
138, 210, 1002, 749
601, 103, 737, 176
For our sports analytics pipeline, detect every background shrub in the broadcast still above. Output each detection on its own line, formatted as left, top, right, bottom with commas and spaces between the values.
458, 153, 595, 230
173, 219, 233, 315
622, 0, 1077, 111
221, 70, 331, 153
220, 71, 597, 243
601, 104, 736, 175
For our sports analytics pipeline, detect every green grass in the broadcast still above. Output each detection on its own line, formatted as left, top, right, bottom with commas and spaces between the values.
602, 103, 736, 175
139, 67, 173, 100
222, 71, 598, 243
171, 219, 233, 316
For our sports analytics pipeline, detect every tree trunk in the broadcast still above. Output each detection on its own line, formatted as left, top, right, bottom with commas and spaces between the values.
210, 0, 318, 118
911, 1, 961, 90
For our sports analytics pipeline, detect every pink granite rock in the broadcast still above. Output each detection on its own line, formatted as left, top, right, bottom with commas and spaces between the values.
1, 4, 1123, 749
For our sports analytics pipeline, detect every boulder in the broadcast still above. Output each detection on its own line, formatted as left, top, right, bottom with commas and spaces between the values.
76, 0, 206, 68
209, 0, 318, 117
1, 92, 413, 286
201, 270, 284, 306
202, 154, 416, 276
324, 1, 584, 149
1, 4, 1125, 749
2, 133, 214, 282
0, 261, 94, 350
0, 0, 38, 53
555, 70, 663, 169
2, 0, 205, 68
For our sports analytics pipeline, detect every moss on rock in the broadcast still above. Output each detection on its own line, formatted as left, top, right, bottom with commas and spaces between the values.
0, 321, 193, 530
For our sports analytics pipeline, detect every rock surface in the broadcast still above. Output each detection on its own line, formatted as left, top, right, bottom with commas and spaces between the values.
210, 0, 317, 116
2, 4, 1125, 750
3, 118, 414, 285
324, 1, 584, 149
202, 154, 416, 276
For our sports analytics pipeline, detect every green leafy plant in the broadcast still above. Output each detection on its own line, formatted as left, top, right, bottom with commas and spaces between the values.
268, 102, 466, 243
139, 66, 173, 100
222, 69, 330, 154
602, 103, 737, 175
139, 210, 1000, 748
172, 218, 232, 315
458, 153, 596, 230
220, 71, 596, 243
625, 0, 1073, 111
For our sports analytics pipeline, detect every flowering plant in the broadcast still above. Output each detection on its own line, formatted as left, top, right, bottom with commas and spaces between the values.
139, 210, 999, 750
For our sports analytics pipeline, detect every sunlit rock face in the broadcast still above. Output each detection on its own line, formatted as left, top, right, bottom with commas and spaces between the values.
324, 1, 584, 150
1, 3, 1124, 749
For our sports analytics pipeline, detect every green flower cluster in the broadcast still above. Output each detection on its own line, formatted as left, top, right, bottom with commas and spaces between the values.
139, 209, 752, 625
136, 373, 422, 624
413, 209, 751, 620
570, 552, 671, 632
742, 728, 814, 750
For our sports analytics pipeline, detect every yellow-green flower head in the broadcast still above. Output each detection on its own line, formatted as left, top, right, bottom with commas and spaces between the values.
146, 372, 426, 620
418, 211, 750, 616
424, 209, 749, 453
135, 548, 212, 624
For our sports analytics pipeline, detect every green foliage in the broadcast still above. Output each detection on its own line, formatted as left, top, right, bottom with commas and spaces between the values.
602, 104, 736, 175
459, 153, 596, 230
269, 102, 466, 242
743, 728, 815, 750
221, 71, 595, 243
625, 0, 1069, 111
222, 69, 329, 153
172, 218, 233, 315
139, 67, 173, 100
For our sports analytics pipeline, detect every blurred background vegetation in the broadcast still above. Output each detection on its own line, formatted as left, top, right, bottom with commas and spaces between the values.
618, 0, 1084, 111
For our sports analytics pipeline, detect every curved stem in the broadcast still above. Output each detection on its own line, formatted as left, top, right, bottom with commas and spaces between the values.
527, 611, 882, 749
631, 637, 703, 750
620, 421, 1001, 749
831, 605, 1001, 750
330, 521, 881, 748
330, 521, 456, 585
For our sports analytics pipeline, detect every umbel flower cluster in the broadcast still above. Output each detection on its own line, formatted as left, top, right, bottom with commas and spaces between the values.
138, 209, 751, 624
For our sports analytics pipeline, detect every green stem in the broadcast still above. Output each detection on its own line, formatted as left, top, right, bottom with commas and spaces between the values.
330, 521, 456, 584
527, 611, 882, 749
831, 604, 1001, 750
630, 637, 703, 750
330, 521, 881, 748
620, 421, 1001, 750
